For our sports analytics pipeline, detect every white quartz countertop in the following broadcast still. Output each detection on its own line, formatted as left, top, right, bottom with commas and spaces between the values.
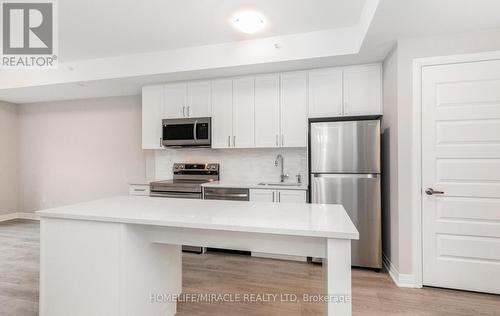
202, 181, 308, 191
37, 196, 358, 240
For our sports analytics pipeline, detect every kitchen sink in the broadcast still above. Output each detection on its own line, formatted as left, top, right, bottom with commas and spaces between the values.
257, 182, 302, 187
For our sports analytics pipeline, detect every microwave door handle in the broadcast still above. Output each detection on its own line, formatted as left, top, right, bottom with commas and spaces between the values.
193, 120, 198, 143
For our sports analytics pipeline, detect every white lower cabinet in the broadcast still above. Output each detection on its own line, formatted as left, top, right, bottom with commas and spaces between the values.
277, 190, 307, 203
249, 188, 307, 261
250, 189, 306, 203
249, 189, 275, 202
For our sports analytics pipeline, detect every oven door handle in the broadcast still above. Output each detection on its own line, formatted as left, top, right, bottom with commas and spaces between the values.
150, 192, 201, 199
193, 120, 198, 143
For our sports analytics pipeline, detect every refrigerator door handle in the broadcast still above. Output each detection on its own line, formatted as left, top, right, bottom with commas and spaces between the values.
312, 173, 379, 179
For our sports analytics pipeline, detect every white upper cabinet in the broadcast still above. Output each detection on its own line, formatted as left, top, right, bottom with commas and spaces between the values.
280, 71, 308, 148
163, 82, 187, 119
308, 68, 343, 118
211, 79, 233, 149
255, 74, 280, 148
142, 63, 381, 150
232, 77, 255, 148
343, 64, 382, 116
187, 80, 211, 117
142, 85, 164, 149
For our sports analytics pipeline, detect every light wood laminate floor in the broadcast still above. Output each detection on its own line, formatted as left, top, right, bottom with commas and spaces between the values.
1, 220, 499, 315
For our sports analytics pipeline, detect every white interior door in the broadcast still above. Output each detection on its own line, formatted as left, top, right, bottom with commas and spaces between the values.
422, 59, 500, 294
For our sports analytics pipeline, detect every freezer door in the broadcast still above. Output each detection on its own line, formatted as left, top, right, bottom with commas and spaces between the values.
310, 120, 380, 173
311, 173, 381, 269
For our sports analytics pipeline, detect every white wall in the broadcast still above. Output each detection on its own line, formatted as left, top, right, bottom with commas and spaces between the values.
18, 96, 147, 212
0, 101, 18, 215
381, 46, 399, 269
387, 27, 500, 276
155, 148, 307, 184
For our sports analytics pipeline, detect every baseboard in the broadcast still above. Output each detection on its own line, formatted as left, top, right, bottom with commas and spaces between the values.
383, 253, 416, 288
0, 212, 40, 222
0, 212, 19, 222
16, 212, 40, 220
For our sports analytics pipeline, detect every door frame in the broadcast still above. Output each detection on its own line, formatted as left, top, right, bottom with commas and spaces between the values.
411, 50, 500, 288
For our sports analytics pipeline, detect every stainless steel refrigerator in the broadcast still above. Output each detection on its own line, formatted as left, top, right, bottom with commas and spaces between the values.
310, 119, 382, 269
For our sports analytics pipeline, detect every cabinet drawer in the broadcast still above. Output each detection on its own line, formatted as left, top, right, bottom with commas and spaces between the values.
129, 184, 150, 196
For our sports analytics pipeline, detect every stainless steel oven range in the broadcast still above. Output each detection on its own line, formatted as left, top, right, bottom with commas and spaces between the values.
149, 162, 219, 253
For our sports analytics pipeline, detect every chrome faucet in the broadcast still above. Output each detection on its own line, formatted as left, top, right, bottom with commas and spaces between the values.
274, 154, 289, 182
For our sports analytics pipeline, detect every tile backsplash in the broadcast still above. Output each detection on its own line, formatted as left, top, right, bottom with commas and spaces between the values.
154, 148, 308, 184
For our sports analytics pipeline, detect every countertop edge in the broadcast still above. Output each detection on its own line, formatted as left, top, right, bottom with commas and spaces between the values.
37, 211, 359, 240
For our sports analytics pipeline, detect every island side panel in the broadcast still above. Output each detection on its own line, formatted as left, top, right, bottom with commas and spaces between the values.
323, 238, 352, 316
40, 218, 181, 316
121, 224, 182, 316
40, 218, 122, 316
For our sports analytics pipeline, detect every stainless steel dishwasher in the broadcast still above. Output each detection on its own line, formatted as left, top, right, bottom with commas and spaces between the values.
203, 187, 250, 254
203, 187, 249, 201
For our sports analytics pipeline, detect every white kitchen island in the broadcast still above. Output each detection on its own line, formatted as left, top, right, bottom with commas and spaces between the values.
37, 196, 358, 316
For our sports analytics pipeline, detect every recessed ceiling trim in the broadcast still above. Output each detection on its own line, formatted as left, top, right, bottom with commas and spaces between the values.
0, 0, 380, 103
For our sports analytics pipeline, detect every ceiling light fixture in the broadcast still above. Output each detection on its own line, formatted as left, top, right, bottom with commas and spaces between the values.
231, 11, 266, 34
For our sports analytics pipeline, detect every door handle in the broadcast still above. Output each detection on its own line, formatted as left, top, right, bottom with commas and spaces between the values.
425, 188, 444, 196
193, 120, 198, 143
182, 106, 185, 117
233, 135, 236, 147
228, 136, 231, 148
187, 106, 190, 117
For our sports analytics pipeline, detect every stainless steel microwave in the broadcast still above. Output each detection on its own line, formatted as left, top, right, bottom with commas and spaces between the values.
162, 117, 211, 147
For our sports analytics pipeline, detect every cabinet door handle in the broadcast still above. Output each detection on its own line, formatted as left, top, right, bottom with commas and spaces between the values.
281, 134, 284, 147
272, 191, 275, 203
233, 135, 236, 147
275, 134, 278, 147
182, 106, 185, 117
278, 191, 281, 203
228, 136, 231, 148
160, 137, 163, 147
187, 106, 190, 117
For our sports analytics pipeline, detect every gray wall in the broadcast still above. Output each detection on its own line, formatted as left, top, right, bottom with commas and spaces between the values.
0, 101, 18, 215
381, 47, 399, 269
18, 95, 147, 212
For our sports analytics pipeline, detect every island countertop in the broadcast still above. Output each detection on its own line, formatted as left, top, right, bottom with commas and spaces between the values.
37, 196, 359, 240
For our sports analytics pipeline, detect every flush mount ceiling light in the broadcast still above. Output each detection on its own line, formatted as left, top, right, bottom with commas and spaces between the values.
231, 11, 266, 34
